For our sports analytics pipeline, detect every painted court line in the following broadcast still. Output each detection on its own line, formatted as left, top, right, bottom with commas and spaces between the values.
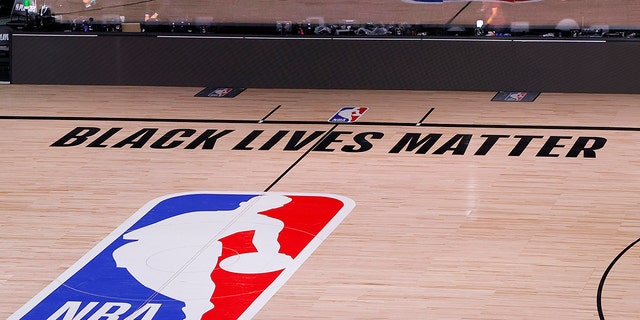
264, 124, 339, 192
3, 115, 640, 131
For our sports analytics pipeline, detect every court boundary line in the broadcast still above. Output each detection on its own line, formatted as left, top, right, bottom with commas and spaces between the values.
416, 107, 435, 126
3, 115, 640, 131
259, 105, 281, 123
597, 237, 640, 320
264, 124, 339, 192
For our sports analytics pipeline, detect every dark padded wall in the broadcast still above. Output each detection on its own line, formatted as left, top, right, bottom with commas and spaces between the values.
10, 33, 640, 93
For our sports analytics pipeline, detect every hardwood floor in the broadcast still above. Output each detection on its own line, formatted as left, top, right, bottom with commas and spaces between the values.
1, 85, 639, 319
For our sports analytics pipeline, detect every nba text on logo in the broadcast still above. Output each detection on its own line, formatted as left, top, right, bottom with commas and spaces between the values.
10, 192, 355, 320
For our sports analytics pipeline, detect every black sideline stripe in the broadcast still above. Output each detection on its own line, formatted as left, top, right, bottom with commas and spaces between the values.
3, 115, 640, 131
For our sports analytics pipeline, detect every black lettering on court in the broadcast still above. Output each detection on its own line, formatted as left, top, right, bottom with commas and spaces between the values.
51, 127, 101, 147
47, 124, 607, 158
150, 129, 197, 149
342, 132, 384, 153
184, 129, 234, 150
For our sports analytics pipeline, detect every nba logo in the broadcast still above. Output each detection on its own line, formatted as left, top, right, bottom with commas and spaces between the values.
208, 88, 233, 97
506, 92, 527, 101
328, 107, 368, 123
10, 192, 355, 320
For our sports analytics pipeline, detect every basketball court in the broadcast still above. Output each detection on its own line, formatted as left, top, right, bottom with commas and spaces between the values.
1, 85, 639, 319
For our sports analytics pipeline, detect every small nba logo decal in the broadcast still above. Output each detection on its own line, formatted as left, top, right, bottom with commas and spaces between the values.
328, 107, 368, 123
194, 87, 246, 98
506, 92, 527, 101
491, 91, 540, 102
209, 88, 233, 97
10, 192, 355, 320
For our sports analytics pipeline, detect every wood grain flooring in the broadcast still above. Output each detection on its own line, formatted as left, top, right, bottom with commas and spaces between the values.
1, 85, 639, 319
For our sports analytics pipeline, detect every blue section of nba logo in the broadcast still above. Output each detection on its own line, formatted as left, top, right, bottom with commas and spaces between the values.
18, 193, 255, 320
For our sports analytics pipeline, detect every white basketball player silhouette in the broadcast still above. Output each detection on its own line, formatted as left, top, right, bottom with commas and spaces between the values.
112, 194, 294, 320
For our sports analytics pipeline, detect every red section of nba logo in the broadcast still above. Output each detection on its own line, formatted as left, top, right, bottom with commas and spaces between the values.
204, 195, 347, 319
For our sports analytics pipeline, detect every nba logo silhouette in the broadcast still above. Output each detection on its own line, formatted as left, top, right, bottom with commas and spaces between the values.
506, 92, 527, 101
10, 192, 355, 320
328, 107, 368, 123
209, 88, 233, 97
